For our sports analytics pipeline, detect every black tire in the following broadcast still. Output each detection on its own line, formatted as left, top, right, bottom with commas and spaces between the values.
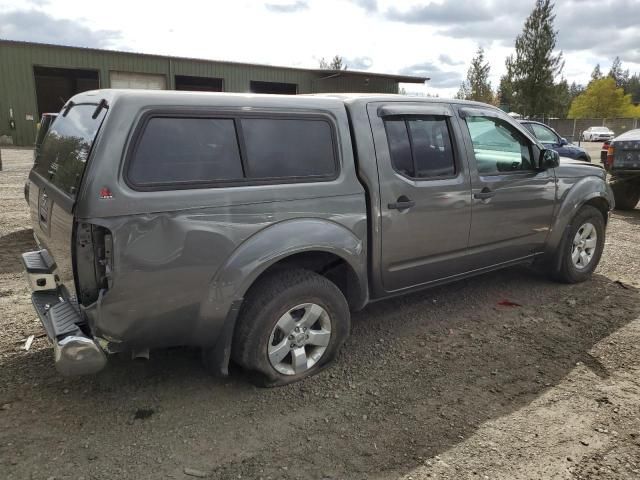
232, 269, 350, 387
551, 205, 606, 283
611, 181, 640, 211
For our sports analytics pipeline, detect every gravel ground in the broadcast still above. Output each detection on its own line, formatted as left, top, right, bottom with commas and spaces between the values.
1, 148, 639, 480
580, 141, 605, 166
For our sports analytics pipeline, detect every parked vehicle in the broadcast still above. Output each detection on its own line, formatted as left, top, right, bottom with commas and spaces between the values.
604, 128, 640, 210
25, 113, 58, 202
582, 126, 615, 142
520, 120, 591, 162
22, 90, 614, 385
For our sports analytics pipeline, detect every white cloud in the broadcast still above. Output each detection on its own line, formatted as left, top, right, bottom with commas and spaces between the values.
0, 0, 637, 99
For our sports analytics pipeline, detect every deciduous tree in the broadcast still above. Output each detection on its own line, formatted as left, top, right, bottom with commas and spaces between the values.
568, 77, 638, 118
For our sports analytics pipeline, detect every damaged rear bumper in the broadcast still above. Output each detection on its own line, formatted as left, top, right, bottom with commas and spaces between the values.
22, 250, 106, 376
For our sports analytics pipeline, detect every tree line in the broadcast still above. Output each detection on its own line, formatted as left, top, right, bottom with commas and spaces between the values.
455, 0, 640, 119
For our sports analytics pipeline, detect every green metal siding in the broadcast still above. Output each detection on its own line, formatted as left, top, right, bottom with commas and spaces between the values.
0, 41, 404, 146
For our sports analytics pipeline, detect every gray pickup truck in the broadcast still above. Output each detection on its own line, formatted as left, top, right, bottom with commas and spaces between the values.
22, 90, 613, 386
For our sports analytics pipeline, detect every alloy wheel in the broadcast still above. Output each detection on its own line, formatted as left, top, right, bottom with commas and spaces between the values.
571, 222, 597, 269
267, 303, 331, 375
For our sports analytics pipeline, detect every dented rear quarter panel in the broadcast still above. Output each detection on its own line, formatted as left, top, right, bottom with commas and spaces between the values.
75, 90, 367, 349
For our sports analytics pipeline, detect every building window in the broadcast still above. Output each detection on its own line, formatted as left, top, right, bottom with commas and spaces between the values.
249, 81, 297, 94
175, 75, 223, 92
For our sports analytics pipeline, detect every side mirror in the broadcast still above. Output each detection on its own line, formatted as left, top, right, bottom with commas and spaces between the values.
540, 149, 560, 169
559, 137, 568, 146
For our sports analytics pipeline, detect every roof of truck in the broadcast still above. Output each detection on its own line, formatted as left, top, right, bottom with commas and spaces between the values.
69, 89, 498, 111
314, 93, 497, 108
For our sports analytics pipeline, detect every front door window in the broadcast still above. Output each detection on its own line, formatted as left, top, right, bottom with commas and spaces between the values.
465, 116, 534, 174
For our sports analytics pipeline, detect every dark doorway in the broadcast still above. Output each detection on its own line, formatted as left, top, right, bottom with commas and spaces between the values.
250, 80, 297, 95
175, 75, 223, 92
33, 66, 99, 115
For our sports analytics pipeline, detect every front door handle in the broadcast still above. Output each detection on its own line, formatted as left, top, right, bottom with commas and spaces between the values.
473, 188, 495, 200
388, 197, 415, 210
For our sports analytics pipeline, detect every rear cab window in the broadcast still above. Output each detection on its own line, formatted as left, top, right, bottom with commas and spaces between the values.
128, 117, 243, 186
34, 104, 107, 197
127, 114, 338, 189
241, 118, 336, 179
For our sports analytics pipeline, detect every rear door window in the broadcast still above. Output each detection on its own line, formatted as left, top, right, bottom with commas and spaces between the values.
241, 118, 336, 179
34, 105, 106, 196
384, 116, 456, 179
384, 120, 413, 176
128, 117, 244, 186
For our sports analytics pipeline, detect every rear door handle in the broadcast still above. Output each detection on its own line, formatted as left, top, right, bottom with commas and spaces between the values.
473, 188, 495, 200
388, 199, 415, 210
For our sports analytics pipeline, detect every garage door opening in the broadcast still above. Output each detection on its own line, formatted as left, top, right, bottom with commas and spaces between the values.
109, 71, 167, 90
250, 80, 297, 95
33, 66, 99, 116
175, 75, 223, 92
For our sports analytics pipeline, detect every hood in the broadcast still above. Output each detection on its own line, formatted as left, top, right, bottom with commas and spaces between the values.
613, 128, 640, 142
555, 156, 606, 179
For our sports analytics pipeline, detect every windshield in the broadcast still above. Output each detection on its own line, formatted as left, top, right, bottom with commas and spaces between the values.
530, 123, 558, 143
33, 104, 106, 197
593, 127, 609, 132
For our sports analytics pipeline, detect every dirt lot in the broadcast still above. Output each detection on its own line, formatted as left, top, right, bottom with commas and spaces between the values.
1, 148, 639, 480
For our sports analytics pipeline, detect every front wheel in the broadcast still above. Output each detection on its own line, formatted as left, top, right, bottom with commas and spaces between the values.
232, 269, 350, 387
551, 205, 606, 283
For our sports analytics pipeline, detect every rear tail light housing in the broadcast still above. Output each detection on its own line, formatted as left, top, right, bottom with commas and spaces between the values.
606, 145, 615, 168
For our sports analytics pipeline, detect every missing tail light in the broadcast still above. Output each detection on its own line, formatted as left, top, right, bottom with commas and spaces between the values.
75, 223, 113, 306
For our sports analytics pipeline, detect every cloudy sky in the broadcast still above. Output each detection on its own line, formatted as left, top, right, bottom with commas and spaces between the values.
1, 0, 639, 97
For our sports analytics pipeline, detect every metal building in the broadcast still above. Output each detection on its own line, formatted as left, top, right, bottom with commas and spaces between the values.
0, 40, 427, 146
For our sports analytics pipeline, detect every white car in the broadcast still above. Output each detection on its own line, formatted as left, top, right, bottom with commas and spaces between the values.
582, 126, 615, 142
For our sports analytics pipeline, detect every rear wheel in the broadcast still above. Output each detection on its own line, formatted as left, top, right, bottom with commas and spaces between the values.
551, 205, 605, 283
611, 180, 640, 210
232, 269, 350, 387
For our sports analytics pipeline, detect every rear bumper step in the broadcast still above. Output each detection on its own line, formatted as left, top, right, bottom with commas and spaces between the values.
21, 250, 57, 291
23, 250, 106, 376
